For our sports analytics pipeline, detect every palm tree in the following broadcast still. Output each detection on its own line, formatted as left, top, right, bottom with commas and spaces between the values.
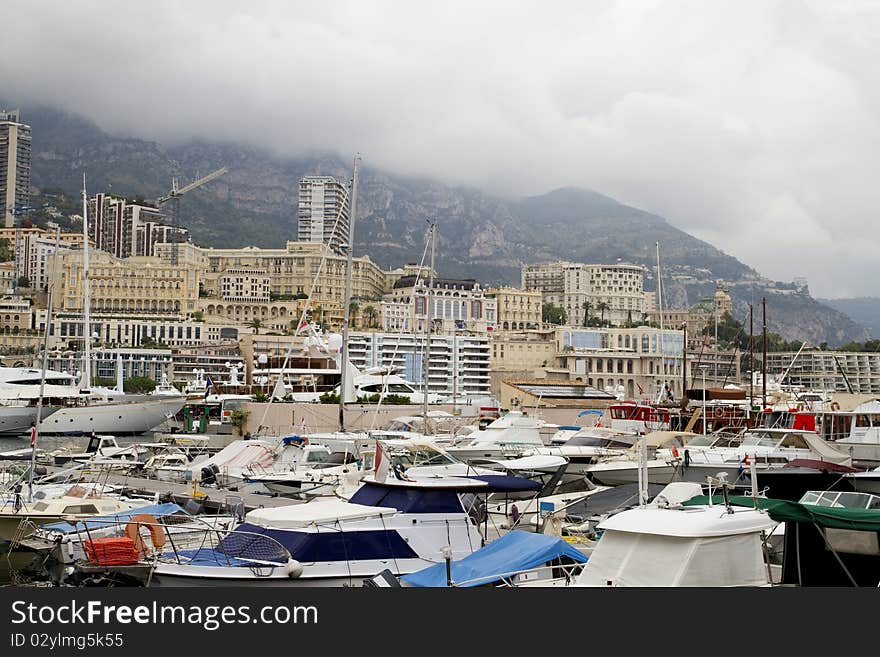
597, 302, 610, 326
362, 304, 378, 329
248, 318, 263, 334
582, 301, 592, 327
348, 301, 360, 328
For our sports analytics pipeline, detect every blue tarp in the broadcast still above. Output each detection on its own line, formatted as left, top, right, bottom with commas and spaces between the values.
401, 530, 588, 588
41, 503, 186, 534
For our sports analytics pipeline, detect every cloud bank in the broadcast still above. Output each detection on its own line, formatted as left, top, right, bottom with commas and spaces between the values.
3, 0, 880, 297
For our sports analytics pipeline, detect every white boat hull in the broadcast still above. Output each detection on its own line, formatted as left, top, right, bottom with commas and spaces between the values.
0, 406, 57, 436
36, 396, 186, 436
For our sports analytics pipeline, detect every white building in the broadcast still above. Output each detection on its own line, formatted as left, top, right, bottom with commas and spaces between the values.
297, 176, 350, 255
347, 331, 491, 398
523, 260, 645, 326
381, 275, 497, 334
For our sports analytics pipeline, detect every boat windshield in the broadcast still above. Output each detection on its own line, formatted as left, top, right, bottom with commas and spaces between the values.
800, 490, 880, 510
684, 435, 716, 447
304, 450, 332, 464
567, 435, 632, 448
361, 384, 415, 394
392, 449, 457, 467
741, 431, 782, 448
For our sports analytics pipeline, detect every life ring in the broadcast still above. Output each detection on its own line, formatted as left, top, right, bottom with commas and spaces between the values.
671, 445, 680, 458
125, 514, 166, 556
713, 407, 724, 419
830, 402, 841, 411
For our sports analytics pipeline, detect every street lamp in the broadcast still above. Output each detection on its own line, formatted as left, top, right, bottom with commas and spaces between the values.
698, 364, 710, 436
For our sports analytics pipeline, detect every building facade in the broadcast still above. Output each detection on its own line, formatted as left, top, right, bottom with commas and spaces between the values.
0, 296, 33, 332
219, 268, 270, 302
45, 347, 173, 385
348, 331, 491, 398
0, 110, 31, 228
523, 260, 646, 326
53, 249, 200, 318
89, 194, 185, 258
189, 241, 388, 328
555, 326, 686, 400
297, 176, 350, 255
766, 351, 880, 394
382, 276, 497, 334
487, 287, 542, 331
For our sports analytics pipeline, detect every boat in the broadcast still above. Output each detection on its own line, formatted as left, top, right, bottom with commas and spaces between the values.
0, 486, 138, 542
141, 473, 540, 587
400, 530, 589, 587
684, 488, 880, 586
17, 502, 237, 571
814, 399, 880, 466
587, 428, 854, 500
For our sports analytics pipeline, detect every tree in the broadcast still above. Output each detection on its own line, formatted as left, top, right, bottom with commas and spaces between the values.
542, 302, 567, 325
348, 300, 360, 327
625, 310, 634, 328
16, 276, 29, 288
229, 408, 250, 436
251, 391, 269, 402
362, 304, 378, 329
191, 310, 205, 322
248, 318, 263, 334
582, 301, 592, 327
0, 238, 11, 262
124, 375, 156, 394
597, 302, 610, 325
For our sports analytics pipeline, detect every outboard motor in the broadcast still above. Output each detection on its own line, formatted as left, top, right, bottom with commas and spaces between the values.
200, 465, 217, 486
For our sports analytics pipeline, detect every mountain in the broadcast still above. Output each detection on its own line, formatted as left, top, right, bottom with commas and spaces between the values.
11, 104, 869, 346
817, 298, 880, 339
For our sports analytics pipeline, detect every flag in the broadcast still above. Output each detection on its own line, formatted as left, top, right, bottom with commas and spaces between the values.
455, 320, 466, 330
295, 320, 310, 335
375, 440, 390, 483
204, 376, 214, 400
29, 426, 36, 447
636, 383, 644, 395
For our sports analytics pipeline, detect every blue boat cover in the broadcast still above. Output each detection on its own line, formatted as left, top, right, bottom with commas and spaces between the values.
470, 475, 542, 492
577, 409, 604, 417
41, 503, 186, 534
401, 530, 588, 587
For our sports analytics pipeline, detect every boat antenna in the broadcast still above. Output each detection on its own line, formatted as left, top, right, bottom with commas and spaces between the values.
338, 153, 360, 433
28, 226, 62, 502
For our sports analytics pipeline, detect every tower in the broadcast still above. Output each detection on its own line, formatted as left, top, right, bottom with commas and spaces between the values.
297, 176, 350, 255
0, 110, 32, 228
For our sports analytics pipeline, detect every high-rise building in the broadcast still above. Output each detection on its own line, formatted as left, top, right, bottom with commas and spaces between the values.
297, 176, 349, 255
89, 193, 182, 258
0, 110, 32, 228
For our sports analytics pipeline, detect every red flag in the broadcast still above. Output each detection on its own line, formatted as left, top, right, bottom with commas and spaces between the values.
29, 426, 36, 446
295, 320, 310, 335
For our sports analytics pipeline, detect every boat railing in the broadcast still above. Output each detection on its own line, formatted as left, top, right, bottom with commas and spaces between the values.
452, 561, 587, 588
75, 517, 292, 572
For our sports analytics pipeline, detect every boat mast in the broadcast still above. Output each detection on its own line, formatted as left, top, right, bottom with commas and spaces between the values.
422, 223, 436, 432
81, 176, 92, 391
28, 227, 61, 502
761, 297, 767, 409
655, 241, 666, 402
338, 154, 360, 433
749, 303, 754, 416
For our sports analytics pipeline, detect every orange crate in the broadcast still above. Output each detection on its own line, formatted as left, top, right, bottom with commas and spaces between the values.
84, 536, 141, 566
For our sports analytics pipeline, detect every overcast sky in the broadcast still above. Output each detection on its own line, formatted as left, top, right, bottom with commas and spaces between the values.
3, 0, 880, 298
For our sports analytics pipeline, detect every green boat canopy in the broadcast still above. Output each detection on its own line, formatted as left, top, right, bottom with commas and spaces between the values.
682, 495, 880, 532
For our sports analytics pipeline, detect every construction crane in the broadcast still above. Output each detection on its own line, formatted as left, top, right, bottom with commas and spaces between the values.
156, 166, 228, 264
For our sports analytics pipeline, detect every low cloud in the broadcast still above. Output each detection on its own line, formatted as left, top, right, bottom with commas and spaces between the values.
2, 0, 879, 297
